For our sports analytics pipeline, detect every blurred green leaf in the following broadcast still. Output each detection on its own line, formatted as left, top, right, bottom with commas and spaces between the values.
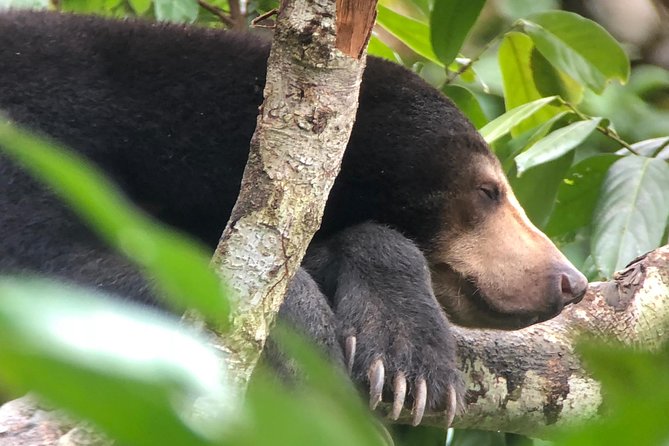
496, 0, 559, 21
515, 118, 600, 175
557, 341, 669, 446
450, 430, 507, 446
154, 0, 199, 23
0, 0, 50, 8
545, 154, 620, 238
591, 155, 669, 277
519, 11, 630, 93
61, 0, 105, 12
408, 0, 430, 18
368, 35, 400, 63
0, 278, 229, 446
0, 121, 229, 326
239, 327, 385, 446
442, 85, 488, 129
430, 0, 485, 66
129, 0, 151, 15
580, 66, 669, 142
376, 5, 441, 65
499, 32, 557, 135
481, 96, 558, 144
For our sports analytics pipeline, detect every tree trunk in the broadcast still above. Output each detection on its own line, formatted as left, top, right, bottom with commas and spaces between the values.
208, 0, 376, 398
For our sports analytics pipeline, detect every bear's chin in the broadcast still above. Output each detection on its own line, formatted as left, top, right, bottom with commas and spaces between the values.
431, 263, 552, 330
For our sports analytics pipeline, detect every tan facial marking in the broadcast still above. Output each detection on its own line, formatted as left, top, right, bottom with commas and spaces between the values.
429, 153, 587, 329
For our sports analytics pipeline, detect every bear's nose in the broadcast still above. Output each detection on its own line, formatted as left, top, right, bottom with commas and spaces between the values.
560, 269, 588, 305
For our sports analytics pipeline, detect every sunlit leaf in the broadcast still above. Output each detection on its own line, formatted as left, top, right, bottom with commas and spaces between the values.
591, 155, 669, 277
519, 11, 629, 93
498, 111, 574, 171
0, 122, 229, 325
376, 5, 441, 65
442, 85, 488, 129
499, 32, 561, 136
129, 0, 151, 15
367, 35, 400, 63
0, 278, 230, 446
430, 0, 485, 66
515, 118, 600, 175
61, 0, 105, 12
480, 96, 558, 144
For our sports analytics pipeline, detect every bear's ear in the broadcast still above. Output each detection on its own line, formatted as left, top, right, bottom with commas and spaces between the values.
427, 153, 587, 330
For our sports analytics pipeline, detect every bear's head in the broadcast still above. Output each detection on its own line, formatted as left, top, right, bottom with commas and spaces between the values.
340, 59, 588, 330
426, 144, 588, 329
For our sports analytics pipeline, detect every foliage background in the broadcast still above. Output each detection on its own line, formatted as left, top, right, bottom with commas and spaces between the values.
0, 0, 669, 445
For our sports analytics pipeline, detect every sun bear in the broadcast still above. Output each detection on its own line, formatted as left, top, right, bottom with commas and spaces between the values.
0, 11, 587, 424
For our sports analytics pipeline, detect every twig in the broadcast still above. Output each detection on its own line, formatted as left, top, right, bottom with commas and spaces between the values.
652, 137, 669, 157
560, 99, 641, 156
228, 0, 246, 30
444, 25, 518, 85
251, 9, 278, 29
197, 0, 235, 27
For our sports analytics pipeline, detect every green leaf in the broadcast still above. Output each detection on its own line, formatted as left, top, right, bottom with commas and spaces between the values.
405, 0, 430, 19
0, 0, 50, 8
498, 32, 558, 136
129, 0, 151, 14
591, 156, 669, 278
496, 112, 571, 170
0, 122, 229, 326
480, 96, 558, 144
0, 278, 229, 446
442, 85, 488, 129
61, 0, 105, 12
376, 5, 441, 65
617, 137, 669, 160
545, 154, 621, 238
510, 150, 574, 229
154, 0, 198, 23
531, 46, 584, 104
515, 118, 601, 175
367, 35, 400, 63
519, 11, 630, 93
430, 0, 486, 66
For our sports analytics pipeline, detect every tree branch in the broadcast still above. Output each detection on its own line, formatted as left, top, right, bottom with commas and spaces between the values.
399, 244, 669, 438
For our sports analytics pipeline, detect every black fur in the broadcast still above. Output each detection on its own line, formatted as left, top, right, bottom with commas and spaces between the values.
0, 11, 483, 413
303, 223, 460, 411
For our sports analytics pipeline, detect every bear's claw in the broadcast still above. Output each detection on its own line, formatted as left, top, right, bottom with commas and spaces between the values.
345, 335, 356, 374
389, 371, 406, 420
411, 377, 427, 425
368, 358, 385, 410
357, 355, 459, 426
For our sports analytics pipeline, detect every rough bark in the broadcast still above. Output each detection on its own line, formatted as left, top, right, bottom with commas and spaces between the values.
208, 0, 376, 398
